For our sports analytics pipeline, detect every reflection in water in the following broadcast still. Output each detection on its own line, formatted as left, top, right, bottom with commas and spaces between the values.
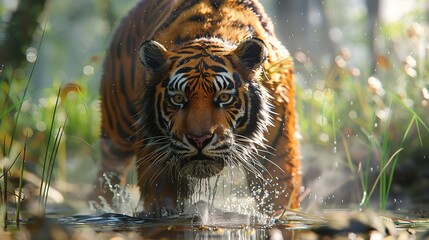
26, 213, 311, 240
20, 211, 422, 240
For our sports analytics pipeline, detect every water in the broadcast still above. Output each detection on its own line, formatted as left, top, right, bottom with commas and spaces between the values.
5, 169, 428, 239
13, 209, 427, 240
16, 210, 314, 239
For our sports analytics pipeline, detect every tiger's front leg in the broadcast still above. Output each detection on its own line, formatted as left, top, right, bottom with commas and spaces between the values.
136, 156, 187, 217
88, 137, 135, 207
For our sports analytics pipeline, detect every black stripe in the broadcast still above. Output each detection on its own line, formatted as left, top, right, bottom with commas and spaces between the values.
111, 62, 136, 141
162, 76, 171, 88
141, 84, 166, 137
116, 118, 132, 140
115, 40, 122, 59
175, 53, 205, 67
226, 116, 234, 128
225, 55, 237, 69
158, 93, 169, 130
187, 14, 205, 22
231, 20, 245, 29
130, 51, 136, 94
234, 101, 242, 109
170, 56, 180, 62
209, 56, 225, 65
119, 63, 127, 96
230, 21, 256, 35
184, 45, 205, 51
175, 35, 192, 45
210, 49, 227, 54
233, 72, 242, 88
119, 63, 138, 120
135, 15, 141, 37
160, 0, 202, 31
176, 50, 196, 55
209, 0, 224, 9
175, 58, 190, 68
210, 65, 227, 73
237, 82, 263, 136
175, 66, 194, 75
103, 62, 115, 133
126, 34, 133, 57
102, 91, 114, 132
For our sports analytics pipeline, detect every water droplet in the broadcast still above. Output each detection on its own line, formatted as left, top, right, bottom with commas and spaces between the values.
26, 47, 37, 63
83, 65, 95, 76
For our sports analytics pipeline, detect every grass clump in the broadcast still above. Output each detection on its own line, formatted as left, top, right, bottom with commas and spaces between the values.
295, 18, 429, 211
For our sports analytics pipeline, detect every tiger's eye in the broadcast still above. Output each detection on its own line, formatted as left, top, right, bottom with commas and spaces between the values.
172, 94, 185, 104
218, 93, 231, 103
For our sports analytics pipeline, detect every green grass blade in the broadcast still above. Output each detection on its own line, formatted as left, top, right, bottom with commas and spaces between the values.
42, 126, 61, 211
39, 86, 61, 212
385, 115, 418, 206
2, 139, 7, 231
0, 97, 29, 121
367, 148, 403, 208
43, 126, 65, 214
389, 92, 429, 133
341, 134, 355, 175
16, 135, 27, 228
359, 108, 377, 207
378, 99, 393, 210
331, 90, 337, 152
415, 118, 423, 147
0, 67, 14, 126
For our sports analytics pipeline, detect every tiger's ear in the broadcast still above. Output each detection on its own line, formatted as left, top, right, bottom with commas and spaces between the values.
233, 38, 268, 70
139, 40, 169, 72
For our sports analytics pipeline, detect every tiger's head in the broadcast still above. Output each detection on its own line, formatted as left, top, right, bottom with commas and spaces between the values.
138, 38, 272, 180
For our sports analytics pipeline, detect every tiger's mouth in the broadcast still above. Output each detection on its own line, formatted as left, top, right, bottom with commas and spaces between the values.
179, 154, 225, 178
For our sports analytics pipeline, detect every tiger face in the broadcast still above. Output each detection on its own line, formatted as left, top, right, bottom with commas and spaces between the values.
138, 38, 272, 179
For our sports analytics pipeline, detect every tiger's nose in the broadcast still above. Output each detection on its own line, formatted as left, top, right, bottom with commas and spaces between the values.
186, 133, 214, 150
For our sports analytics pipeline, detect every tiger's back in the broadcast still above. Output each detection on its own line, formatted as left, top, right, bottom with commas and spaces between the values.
96, 0, 301, 216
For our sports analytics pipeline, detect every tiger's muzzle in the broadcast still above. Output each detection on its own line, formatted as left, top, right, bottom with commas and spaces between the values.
172, 132, 233, 178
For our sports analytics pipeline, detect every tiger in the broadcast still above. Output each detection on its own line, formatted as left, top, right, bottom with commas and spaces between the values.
90, 0, 301, 217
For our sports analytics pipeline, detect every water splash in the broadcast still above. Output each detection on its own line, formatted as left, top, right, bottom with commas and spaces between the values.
181, 166, 272, 226
88, 173, 140, 216
88, 167, 275, 226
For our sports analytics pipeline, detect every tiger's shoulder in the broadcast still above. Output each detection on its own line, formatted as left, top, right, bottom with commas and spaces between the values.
115, 0, 284, 51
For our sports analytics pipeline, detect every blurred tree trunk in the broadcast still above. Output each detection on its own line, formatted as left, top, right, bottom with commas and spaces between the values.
276, 0, 381, 77
0, 0, 47, 71
365, 0, 379, 74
